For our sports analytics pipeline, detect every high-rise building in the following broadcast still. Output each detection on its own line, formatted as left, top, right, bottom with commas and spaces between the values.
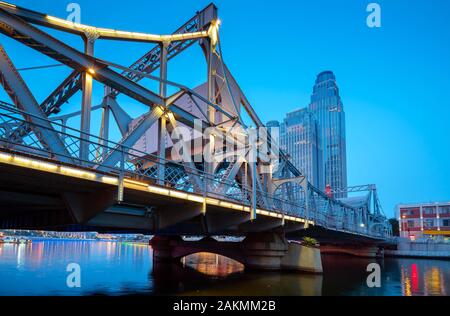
267, 109, 324, 190
309, 71, 347, 197
282, 109, 324, 189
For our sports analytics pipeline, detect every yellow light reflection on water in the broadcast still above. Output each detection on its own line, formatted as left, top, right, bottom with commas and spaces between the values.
424, 267, 444, 296
182, 252, 244, 277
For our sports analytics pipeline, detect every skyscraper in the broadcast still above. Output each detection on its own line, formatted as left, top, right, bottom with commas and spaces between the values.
282, 109, 324, 189
267, 110, 324, 190
309, 71, 347, 197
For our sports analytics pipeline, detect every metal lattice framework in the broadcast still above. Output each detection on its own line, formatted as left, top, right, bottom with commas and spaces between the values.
0, 2, 390, 239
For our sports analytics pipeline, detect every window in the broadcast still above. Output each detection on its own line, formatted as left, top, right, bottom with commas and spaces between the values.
423, 207, 436, 215
439, 206, 450, 215
443, 219, 450, 227
407, 220, 416, 228
401, 208, 417, 216
423, 219, 435, 228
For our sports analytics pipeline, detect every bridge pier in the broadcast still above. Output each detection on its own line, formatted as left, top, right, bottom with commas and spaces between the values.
150, 233, 323, 273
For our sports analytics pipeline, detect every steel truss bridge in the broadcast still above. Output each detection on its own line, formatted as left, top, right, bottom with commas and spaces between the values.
0, 2, 391, 240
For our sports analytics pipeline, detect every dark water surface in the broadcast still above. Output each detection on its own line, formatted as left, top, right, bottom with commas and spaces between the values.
0, 240, 448, 296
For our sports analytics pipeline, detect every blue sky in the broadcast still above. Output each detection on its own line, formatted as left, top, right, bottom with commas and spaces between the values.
4, 0, 450, 218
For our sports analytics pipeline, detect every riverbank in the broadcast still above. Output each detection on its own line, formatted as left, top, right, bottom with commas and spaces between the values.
384, 240, 450, 260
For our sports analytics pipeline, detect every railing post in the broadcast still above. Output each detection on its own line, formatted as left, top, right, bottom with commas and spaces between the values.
251, 160, 257, 221
117, 145, 125, 203
301, 179, 309, 228
202, 174, 207, 215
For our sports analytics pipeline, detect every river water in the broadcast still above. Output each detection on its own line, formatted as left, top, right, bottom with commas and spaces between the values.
0, 240, 448, 296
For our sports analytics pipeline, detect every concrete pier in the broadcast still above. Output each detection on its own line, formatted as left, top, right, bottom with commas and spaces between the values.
281, 241, 323, 273
150, 233, 324, 273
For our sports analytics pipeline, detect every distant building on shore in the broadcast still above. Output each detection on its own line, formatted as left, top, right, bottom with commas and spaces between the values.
397, 201, 450, 240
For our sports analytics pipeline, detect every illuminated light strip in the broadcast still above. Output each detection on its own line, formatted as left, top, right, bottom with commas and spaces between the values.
123, 179, 148, 187
46, 15, 85, 29
268, 212, 281, 218
169, 190, 188, 199
45, 15, 208, 42
187, 195, 205, 203
13, 156, 58, 171
256, 209, 269, 216
60, 166, 96, 179
205, 198, 219, 205
219, 201, 233, 208
101, 176, 118, 185
0, 152, 12, 160
148, 185, 169, 195
231, 203, 244, 211
0, 2, 16, 8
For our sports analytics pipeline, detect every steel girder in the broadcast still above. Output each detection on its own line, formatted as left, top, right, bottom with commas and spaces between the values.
0, 2, 209, 43
331, 184, 377, 194
41, 70, 81, 115
0, 8, 163, 106
5, 70, 81, 142
109, 3, 217, 98
0, 45, 73, 163
0, 8, 209, 132
105, 96, 132, 136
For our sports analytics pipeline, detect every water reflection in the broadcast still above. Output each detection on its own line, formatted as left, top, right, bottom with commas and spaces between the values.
0, 241, 449, 296
0, 241, 152, 295
400, 261, 448, 296
182, 253, 244, 277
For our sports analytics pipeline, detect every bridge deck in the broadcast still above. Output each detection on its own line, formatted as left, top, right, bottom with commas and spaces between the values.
0, 149, 310, 234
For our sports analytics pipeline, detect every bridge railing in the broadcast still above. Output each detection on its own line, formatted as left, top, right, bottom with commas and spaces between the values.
0, 102, 308, 218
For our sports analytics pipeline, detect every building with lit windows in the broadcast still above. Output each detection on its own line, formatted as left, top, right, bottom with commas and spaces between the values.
397, 201, 450, 240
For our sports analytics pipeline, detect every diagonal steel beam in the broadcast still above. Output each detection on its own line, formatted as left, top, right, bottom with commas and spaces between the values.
96, 106, 164, 171
6, 70, 81, 143
0, 8, 163, 106
40, 70, 81, 115
217, 157, 246, 194
105, 96, 132, 136
0, 45, 73, 163
167, 112, 204, 192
